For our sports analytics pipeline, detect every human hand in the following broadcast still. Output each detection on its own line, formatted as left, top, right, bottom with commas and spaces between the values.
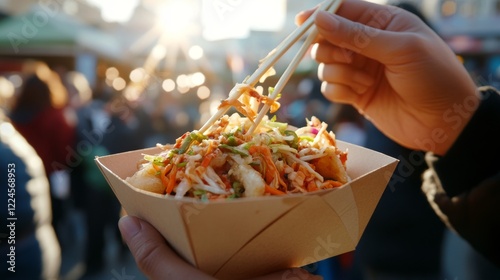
118, 215, 215, 280
118, 215, 323, 280
296, 0, 480, 156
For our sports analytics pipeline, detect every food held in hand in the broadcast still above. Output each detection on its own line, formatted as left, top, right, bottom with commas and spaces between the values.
126, 112, 349, 201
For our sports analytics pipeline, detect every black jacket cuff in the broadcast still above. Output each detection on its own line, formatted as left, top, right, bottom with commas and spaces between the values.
431, 87, 500, 196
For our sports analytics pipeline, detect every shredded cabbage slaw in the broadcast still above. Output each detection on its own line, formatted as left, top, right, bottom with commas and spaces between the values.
126, 85, 349, 201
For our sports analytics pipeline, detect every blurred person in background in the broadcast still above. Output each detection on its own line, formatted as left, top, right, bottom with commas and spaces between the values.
102, 92, 153, 155
1, 108, 61, 279
64, 70, 108, 212
79, 90, 160, 275
64, 71, 120, 276
8, 61, 76, 248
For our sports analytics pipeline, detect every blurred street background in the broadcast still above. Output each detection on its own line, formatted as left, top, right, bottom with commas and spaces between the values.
0, 0, 499, 279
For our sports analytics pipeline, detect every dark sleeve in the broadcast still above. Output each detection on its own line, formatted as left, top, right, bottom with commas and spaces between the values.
422, 87, 500, 267
431, 87, 500, 197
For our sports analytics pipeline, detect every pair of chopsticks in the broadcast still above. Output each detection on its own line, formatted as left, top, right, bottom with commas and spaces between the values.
199, 0, 343, 135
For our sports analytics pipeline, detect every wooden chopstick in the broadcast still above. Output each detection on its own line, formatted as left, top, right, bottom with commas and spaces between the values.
198, 0, 342, 134
246, 0, 343, 135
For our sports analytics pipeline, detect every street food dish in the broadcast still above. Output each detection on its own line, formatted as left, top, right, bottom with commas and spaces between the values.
126, 85, 349, 200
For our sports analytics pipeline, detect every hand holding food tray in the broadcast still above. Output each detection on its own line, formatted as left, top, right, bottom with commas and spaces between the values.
95, 0, 398, 278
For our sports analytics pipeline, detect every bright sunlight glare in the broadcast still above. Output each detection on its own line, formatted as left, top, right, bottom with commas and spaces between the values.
87, 0, 139, 23
157, 0, 197, 40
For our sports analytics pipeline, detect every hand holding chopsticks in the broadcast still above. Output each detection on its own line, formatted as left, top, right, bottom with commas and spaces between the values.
198, 0, 343, 134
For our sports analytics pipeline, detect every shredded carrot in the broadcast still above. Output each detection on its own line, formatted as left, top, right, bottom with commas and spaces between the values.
322, 180, 344, 189
306, 181, 318, 192
166, 165, 177, 194
160, 164, 172, 193
152, 163, 161, 172
249, 145, 288, 189
339, 153, 347, 166
201, 150, 216, 168
265, 184, 285, 195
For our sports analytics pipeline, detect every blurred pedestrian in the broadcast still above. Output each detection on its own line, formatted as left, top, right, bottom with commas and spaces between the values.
64, 71, 122, 276
64, 70, 110, 210
0, 110, 61, 280
9, 61, 76, 244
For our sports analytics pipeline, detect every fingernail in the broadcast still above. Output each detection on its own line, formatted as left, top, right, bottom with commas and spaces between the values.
119, 215, 141, 241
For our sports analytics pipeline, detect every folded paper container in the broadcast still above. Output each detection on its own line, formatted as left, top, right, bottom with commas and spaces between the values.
95, 140, 398, 279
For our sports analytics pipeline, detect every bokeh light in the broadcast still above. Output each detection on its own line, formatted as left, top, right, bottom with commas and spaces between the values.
130, 68, 147, 83
7, 74, 23, 88
190, 72, 205, 87
188, 45, 204, 60
112, 77, 126, 91
0, 77, 14, 99
124, 86, 141, 101
151, 45, 167, 60
105, 67, 119, 80
162, 79, 176, 92
177, 85, 190, 94
196, 86, 210, 100
176, 74, 189, 89
442, 0, 457, 17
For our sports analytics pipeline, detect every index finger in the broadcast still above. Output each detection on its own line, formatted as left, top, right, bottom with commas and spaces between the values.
295, 0, 391, 26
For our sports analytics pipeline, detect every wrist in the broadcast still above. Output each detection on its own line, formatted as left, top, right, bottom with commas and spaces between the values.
429, 87, 500, 196
433, 87, 482, 156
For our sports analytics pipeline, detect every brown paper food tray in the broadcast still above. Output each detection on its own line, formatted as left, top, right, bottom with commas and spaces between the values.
95, 140, 398, 279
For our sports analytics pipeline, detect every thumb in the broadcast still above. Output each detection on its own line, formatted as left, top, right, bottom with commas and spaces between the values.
314, 10, 396, 62
118, 215, 213, 280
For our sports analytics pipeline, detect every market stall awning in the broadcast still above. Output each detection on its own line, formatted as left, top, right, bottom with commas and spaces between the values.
0, 6, 124, 60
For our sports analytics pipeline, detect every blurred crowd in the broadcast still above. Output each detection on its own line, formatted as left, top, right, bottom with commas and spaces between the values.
0, 60, 153, 279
